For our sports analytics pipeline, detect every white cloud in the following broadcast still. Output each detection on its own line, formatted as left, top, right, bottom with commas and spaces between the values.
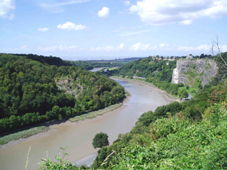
38, 28, 49, 32
131, 42, 151, 51
121, 0, 130, 6
160, 43, 169, 47
130, 43, 171, 51
98, 7, 109, 17
38, 0, 90, 13
130, 0, 227, 25
125, 1, 130, 6
0, 0, 15, 19
177, 44, 212, 52
91, 43, 124, 52
37, 45, 79, 52
41, 0, 90, 7
118, 43, 124, 50
57, 22, 86, 31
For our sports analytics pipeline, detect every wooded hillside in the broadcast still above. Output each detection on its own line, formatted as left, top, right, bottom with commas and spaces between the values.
0, 54, 125, 133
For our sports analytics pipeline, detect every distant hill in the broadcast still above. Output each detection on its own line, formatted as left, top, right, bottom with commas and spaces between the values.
73, 57, 144, 63
67, 57, 143, 70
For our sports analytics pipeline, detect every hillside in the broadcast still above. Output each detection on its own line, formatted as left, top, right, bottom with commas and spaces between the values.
105, 57, 182, 97
90, 53, 227, 170
105, 56, 221, 98
38, 53, 227, 170
0, 54, 125, 134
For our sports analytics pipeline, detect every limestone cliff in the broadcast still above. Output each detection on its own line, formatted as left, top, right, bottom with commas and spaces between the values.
172, 59, 218, 87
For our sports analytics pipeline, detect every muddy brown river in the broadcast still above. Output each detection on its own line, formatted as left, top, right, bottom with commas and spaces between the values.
0, 79, 173, 170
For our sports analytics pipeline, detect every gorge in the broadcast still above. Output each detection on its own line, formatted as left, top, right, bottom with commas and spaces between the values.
0, 78, 174, 170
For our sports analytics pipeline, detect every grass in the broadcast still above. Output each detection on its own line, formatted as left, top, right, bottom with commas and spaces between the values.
179, 86, 198, 96
0, 126, 49, 145
109, 67, 118, 71
69, 102, 125, 122
70, 103, 124, 122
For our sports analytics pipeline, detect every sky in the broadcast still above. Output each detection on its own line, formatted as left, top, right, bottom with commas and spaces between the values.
0, 0, 227, 60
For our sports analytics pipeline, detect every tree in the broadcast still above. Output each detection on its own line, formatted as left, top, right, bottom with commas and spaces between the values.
92, 132, 109, 149
186, 85, 189, 90
198, 83, 203, 89
180, 90, 189, 99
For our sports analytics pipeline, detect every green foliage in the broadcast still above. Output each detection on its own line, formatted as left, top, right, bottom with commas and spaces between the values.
186, 84, 189, 89
191, 89, 196, 93
101, 102, 227, 170
39, 147, 85, 170
111, 57, 182, 96
198, 83, 203, 89
0, 54, 125, 134
180, 90, 189, 99
93, 80, 227, 169
92, 132, 109, 149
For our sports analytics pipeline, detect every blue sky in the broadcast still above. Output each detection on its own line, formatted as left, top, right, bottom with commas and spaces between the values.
1, 0, 227, 60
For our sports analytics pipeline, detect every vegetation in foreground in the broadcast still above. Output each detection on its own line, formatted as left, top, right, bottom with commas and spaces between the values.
39, 79, 227, 169
16, 51, 226, 169
37, 52, 227, 169
90, 52, 227, 169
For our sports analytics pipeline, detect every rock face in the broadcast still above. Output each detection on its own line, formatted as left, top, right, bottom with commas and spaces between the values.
172, 59, 218, 87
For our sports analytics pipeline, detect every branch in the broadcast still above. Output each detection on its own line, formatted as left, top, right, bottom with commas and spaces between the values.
213, 37, 227, 67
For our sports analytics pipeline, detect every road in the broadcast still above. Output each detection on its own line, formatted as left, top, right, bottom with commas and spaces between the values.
72, 152, 98, 168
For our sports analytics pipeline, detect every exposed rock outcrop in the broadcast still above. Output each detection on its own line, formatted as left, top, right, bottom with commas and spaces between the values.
172, 59, 218, 87
56, 78, 83, 98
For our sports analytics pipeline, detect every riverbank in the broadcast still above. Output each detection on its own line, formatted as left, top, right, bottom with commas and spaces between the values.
0, 126, 49, 145
0, 91, 131, 148
111, 76, 179, 102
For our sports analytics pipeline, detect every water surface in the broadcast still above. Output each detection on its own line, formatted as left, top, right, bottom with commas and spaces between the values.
0, 79, 172, 170
89, 68, 104, 72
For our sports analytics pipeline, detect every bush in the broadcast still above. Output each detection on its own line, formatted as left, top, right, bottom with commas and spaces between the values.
92, 132, 109, 149
191, 89, 196, 93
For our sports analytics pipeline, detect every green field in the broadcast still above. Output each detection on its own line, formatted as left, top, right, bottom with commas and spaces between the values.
179, 86, 198, 96
108, 67, 118, 71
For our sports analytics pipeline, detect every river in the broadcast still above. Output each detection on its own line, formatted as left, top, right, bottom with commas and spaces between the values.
0, 78, 172, 170
90, 67, 104, 72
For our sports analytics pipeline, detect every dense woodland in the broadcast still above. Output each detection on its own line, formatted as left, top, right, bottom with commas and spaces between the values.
0, 54, 125, 133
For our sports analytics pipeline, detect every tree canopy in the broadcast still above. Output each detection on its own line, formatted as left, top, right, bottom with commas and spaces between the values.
0, 54, 125, 133
92, 132, 109, 149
